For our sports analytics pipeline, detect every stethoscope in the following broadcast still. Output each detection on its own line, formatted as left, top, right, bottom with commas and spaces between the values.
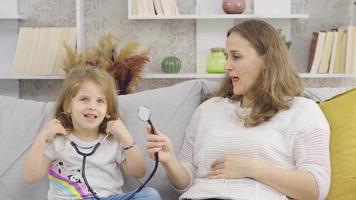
69, 133, 110, 200
67, 105, 159, 200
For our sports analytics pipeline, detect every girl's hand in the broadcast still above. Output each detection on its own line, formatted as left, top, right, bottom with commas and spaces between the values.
106, 119, 131, 142
209, 154, 257, 179
38, 119, 67, 141
146, 126, 175, 164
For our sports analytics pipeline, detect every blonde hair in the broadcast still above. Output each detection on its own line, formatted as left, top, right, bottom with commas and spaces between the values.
54, 67, 119, 133
217, 19, 304, 127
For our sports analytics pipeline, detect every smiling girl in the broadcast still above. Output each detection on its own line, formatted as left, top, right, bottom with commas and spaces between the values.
23, 67, 160, 200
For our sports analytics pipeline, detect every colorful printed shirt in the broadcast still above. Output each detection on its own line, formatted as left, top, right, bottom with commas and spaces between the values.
44, 134, 125, 199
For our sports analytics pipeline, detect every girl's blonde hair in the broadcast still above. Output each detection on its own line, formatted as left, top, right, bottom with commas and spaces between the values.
217, 19, 304, 127
54, 67, 119, 133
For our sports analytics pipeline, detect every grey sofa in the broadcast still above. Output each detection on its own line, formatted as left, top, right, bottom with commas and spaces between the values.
0, 79, 353, 200
0, 79, 217, 200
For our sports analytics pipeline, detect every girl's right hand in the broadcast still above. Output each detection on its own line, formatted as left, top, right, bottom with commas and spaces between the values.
38, 119, 67, 141
146, 126, 175, 164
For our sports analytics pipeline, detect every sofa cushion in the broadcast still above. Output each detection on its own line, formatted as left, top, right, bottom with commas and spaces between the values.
0, 96, 52, 200
304, 86, 354, 102
0, 79, 211, 200
319, 88, 356, 200
118, 79, 205, 199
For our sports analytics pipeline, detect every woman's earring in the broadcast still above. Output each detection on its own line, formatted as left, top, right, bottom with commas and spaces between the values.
106, 114, 111, 119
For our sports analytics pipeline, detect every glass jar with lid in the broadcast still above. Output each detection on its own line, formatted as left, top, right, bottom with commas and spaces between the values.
207, 47, 226, 73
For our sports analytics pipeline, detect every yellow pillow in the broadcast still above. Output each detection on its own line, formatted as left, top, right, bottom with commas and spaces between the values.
319, 88, 356, 200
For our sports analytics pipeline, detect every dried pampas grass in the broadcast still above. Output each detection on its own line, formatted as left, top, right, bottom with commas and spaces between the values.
63, 34, 149, 94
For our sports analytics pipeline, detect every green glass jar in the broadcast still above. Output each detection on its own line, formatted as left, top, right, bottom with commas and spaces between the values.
207, 48, 226, 73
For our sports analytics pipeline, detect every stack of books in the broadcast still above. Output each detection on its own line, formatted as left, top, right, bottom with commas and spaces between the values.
308, 26, 356, 74
131, 0, 179, 16
12, 27, 76, 76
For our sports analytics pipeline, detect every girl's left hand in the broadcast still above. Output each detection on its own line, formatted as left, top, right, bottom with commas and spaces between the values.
106, 119, 130, 141
209, 155, 258, 179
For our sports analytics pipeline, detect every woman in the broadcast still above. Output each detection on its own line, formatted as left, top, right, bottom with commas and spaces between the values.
146, 19, 330, 200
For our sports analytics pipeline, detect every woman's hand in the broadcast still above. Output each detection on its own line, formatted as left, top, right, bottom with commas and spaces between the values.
38, 119, 67, 141
146, 126, 175, 164
209, 154, 258, 179
106, 119, 132, 142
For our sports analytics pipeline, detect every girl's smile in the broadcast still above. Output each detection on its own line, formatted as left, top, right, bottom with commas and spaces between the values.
69, 81, 108, 139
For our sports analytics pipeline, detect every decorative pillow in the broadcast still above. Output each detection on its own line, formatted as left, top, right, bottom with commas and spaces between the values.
319, 88, 356, 200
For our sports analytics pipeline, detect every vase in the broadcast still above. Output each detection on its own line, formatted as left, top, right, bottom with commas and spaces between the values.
222, 0, 245, 14
161, 56, 181, 73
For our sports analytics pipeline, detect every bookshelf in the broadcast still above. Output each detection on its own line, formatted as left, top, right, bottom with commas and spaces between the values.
0, 0, 355, 98
127, 0, 311, 78
0, 0, 79, 97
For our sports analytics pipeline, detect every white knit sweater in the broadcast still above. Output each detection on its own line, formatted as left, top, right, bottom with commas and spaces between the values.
177, 97, 330, 200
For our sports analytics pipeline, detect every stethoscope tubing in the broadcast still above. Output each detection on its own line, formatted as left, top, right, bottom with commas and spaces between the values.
70, 137, 105, 200
68, 122, 159, 200
121, 119, 159, 200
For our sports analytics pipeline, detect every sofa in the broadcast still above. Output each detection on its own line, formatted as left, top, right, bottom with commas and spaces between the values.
0, 79, 355, 200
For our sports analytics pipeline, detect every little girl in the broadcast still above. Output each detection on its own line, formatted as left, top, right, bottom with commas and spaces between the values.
23, 67, 161, 200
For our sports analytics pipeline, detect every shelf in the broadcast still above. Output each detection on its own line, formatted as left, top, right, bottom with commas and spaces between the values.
0, 74, 65, 80
0, 73, 224, 80
0, 15, 25, 20
143, 73, 224, 79
128, 14, 309, 20
1, 73, 356, 80
299, 73, 356, 78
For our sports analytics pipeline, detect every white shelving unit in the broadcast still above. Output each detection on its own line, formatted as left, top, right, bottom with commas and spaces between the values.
127, 0, 311, 78
0, 0, 22, 97
0, 0, 82, 97
1, 0, 355, 97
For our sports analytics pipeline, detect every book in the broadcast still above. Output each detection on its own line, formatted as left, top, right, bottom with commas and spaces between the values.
352, 27, 356, 74
336, 27, 347, 73
307, 32, 319, 73
318, 31, 335, 73
333, 27, 345, 73
12, 27, 28, 75
136, 0, 145, 16
153, 0, 164, 15
345, 26, 354, 74
12, 27, 76, 75
160, 0, 172, 16
26, 28, 41, 74
328, 30, 338, 73
131, 0, 138, 16
309, 31, 326, 73
147, 0, 156, 15
170, 0, 179, 15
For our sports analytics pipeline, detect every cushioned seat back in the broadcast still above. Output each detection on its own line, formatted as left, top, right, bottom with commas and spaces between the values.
0, 79, 217, 200
119, 80, 211, 199
0, 96, 53, 200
